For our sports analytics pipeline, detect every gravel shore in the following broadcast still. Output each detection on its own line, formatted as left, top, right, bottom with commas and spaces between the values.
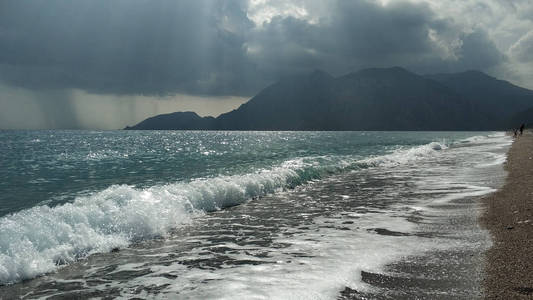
482, 130, 533, 299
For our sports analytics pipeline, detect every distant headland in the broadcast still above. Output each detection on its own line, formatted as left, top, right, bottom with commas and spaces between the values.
125, 67, 533, 131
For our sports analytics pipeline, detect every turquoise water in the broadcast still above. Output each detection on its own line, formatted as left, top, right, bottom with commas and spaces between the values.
0, 130, 511, 298
1, 130, 475, 216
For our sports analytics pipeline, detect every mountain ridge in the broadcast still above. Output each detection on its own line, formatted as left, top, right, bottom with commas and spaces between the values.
125, 67, 533, 130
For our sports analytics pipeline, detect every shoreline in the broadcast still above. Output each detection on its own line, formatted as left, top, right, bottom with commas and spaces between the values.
339, 195, 493, 299
0, 132, 513, 298
339, 132, 512, 299
481, 130, 533, 298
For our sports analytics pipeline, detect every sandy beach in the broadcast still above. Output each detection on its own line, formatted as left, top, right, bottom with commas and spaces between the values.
338, 134, 513, 299
482, 130, 533, 299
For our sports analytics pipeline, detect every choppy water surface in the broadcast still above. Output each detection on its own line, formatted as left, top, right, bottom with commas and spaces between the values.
0, 131, 510, 299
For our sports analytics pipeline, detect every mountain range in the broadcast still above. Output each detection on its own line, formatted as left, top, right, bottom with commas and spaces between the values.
125, 67, 533, 130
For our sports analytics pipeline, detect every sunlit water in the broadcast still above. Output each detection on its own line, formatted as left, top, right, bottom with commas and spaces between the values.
0, 131, 510, 298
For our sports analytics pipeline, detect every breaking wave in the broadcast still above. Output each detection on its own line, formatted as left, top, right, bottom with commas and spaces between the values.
357, 141, 447, 167
0, 139, 458, 284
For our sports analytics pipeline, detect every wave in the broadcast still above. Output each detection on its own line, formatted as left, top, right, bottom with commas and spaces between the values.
357, 141, 447, 167
0, 158, 339, 284
458, 132, 506, 144
0, 139, 465, 284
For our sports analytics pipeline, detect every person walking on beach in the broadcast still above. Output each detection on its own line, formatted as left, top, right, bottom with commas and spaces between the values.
520, 123, 525, 135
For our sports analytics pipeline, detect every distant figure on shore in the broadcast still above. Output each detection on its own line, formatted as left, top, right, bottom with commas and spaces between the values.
513, 129, 518, 138
520, 123, 525, 135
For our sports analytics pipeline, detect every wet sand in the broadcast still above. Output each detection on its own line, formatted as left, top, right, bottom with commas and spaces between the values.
339, 133, 511, 299
481, 130, 533, 299
339, 194, 492, 300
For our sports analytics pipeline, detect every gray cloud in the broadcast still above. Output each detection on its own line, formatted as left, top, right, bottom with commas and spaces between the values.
456, 30, 506, 69
0, 0, 525, 99
510, 31, 533, 62
0, 0, 262, 96
246, 1, 507, 78
247, 1, 440, 75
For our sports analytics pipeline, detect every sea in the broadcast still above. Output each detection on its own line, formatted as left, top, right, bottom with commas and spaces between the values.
0, 130, 511, 299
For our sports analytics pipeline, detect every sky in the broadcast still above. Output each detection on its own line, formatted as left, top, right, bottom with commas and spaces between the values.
1, 0, 533, 129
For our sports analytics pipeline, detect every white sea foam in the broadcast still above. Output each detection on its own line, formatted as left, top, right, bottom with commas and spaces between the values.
150, 133, 511, 299
358, 141, 447, 167
144, 211, 454, 300
0, 165, 304, 284
0, 135, 506, 284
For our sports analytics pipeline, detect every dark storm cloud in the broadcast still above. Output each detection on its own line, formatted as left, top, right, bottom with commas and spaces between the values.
0, 0, 263, 96
246, 0, 506, 78
453, 30, 506, 69
0, 0, 508, 97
